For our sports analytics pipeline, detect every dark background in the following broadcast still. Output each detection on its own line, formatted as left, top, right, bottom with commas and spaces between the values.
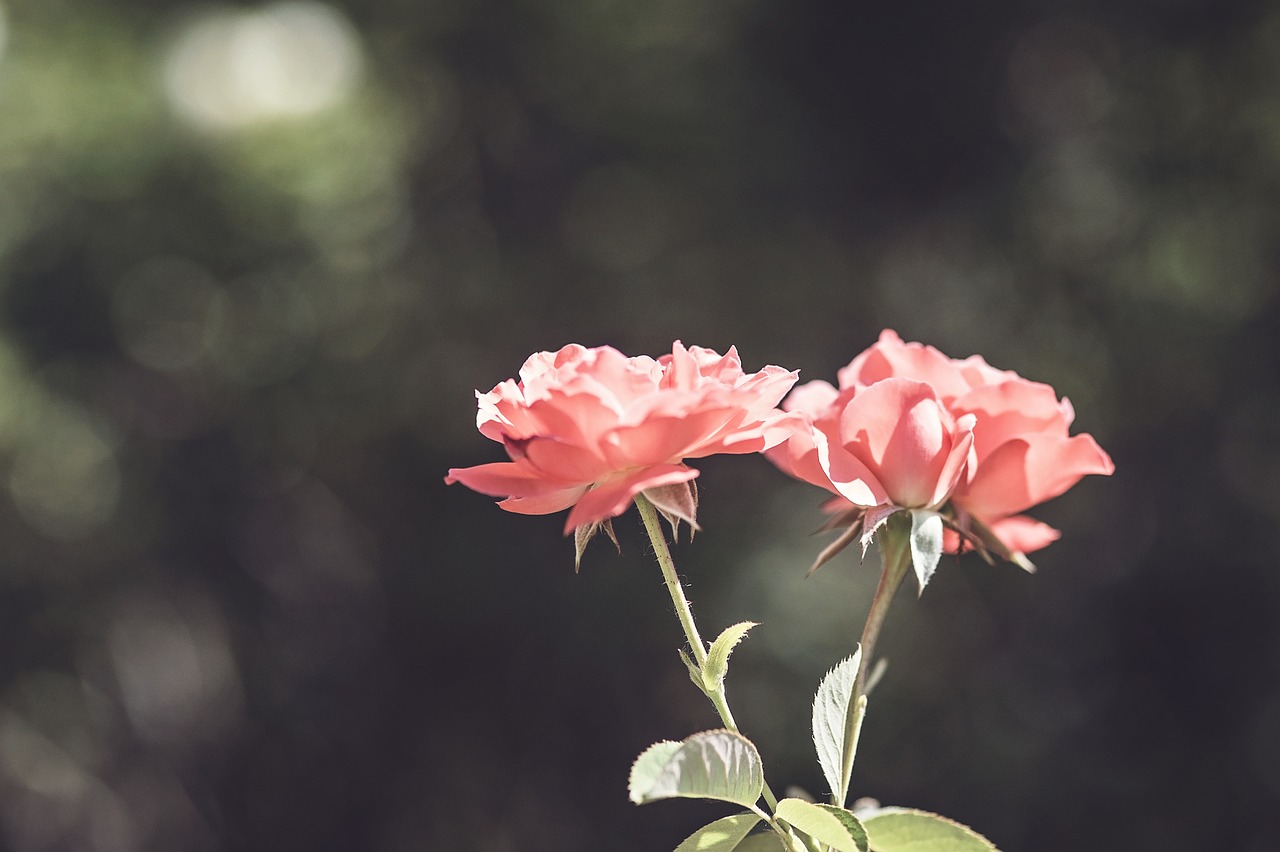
0, 0, 1276, 849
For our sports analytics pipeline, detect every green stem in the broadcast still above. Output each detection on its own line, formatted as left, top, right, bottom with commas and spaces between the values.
835, 518, 912, 808
854, 526, 912, 701
635, 493, 706, 668
634, 493, 781, 812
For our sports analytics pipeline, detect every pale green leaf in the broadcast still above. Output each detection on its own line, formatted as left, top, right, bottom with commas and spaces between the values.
909, 510, 944, 594
673, 813, 761, 852
776, 799, 869, 852
702, 621, 758, 691
732, 834, 786, 851
630, 740, 682, 802
811, 649, 862, 799
862, 807, 997, 851
628, 730, 764, 808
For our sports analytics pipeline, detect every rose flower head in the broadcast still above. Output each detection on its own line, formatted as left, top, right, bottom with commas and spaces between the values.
768, 330, 1113, 589
447, 342, 798, 565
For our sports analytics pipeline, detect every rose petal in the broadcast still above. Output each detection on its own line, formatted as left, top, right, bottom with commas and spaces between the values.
499, 487, 590, 516
601, 408, 737, 468
521, 437, 612, 482
445, 460, 576, 497
960, 433, 1115, 518
818, 437, 887, 507
984, 515, 1061, 554
838, 378, 951, 508
952, 380, 1073, 462
838, 329, 972, 401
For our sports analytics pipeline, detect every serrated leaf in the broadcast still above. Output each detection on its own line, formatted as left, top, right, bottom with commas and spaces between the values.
861, 808, 997, 851
673, 813, 762, 852
702, 621, 758, 691
628, 730, 764, 808
811, 649, 862, 800
630, 740, 683, 801
776, 799, 869, 852
732, 834, 787, 852
908, 510, 944, 595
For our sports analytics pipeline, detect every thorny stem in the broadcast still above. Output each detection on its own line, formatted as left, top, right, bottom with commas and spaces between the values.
634, 493, 781, 813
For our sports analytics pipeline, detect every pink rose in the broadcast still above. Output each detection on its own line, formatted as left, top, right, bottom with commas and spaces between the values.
447, 342, 798, 535
770, 330, 1114, 568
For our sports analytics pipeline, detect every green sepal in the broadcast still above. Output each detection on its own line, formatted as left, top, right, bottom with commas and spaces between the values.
775, 799, 869, 852
908, 509, 944, 594
673, 813, 762, 852
679, 648, 709, 696
574, 517, 619, 571
861, 807, 997, 851
628, 730, 765, 808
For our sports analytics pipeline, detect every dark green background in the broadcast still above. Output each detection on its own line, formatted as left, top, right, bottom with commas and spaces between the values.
0, 0, 1275, 849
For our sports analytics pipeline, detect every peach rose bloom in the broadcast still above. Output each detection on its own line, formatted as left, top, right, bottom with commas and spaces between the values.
447, 342, 798, 533
770, 330, 1114, 558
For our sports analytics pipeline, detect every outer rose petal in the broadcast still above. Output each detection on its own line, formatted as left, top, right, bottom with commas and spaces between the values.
445, 460, 577, 498
951, 380, 1073, 462
765, 420, 836, 492
985, 515, 1061, 554
782, 380, 840, 418
562, 464, 700, 532
705, 409, 804, 456
838, 330, 973, 402
961, 433, 1115, 518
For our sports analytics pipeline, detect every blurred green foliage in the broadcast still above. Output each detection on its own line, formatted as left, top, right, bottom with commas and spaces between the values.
0, 0, 1277, 850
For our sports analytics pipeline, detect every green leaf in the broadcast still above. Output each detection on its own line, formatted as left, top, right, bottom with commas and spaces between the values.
628, 730, 765, 808
908, 510, 944, 594
673, 813, 762, 852
630, 740, 683, 800
702, 621, 758, 691
776, 799, 869, 852
811, 649, 862, 800
862, 808, 997, 851
732, 834, 787, 851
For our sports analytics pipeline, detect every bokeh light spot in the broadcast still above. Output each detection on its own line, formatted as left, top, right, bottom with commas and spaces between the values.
162, 2, 362, 131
